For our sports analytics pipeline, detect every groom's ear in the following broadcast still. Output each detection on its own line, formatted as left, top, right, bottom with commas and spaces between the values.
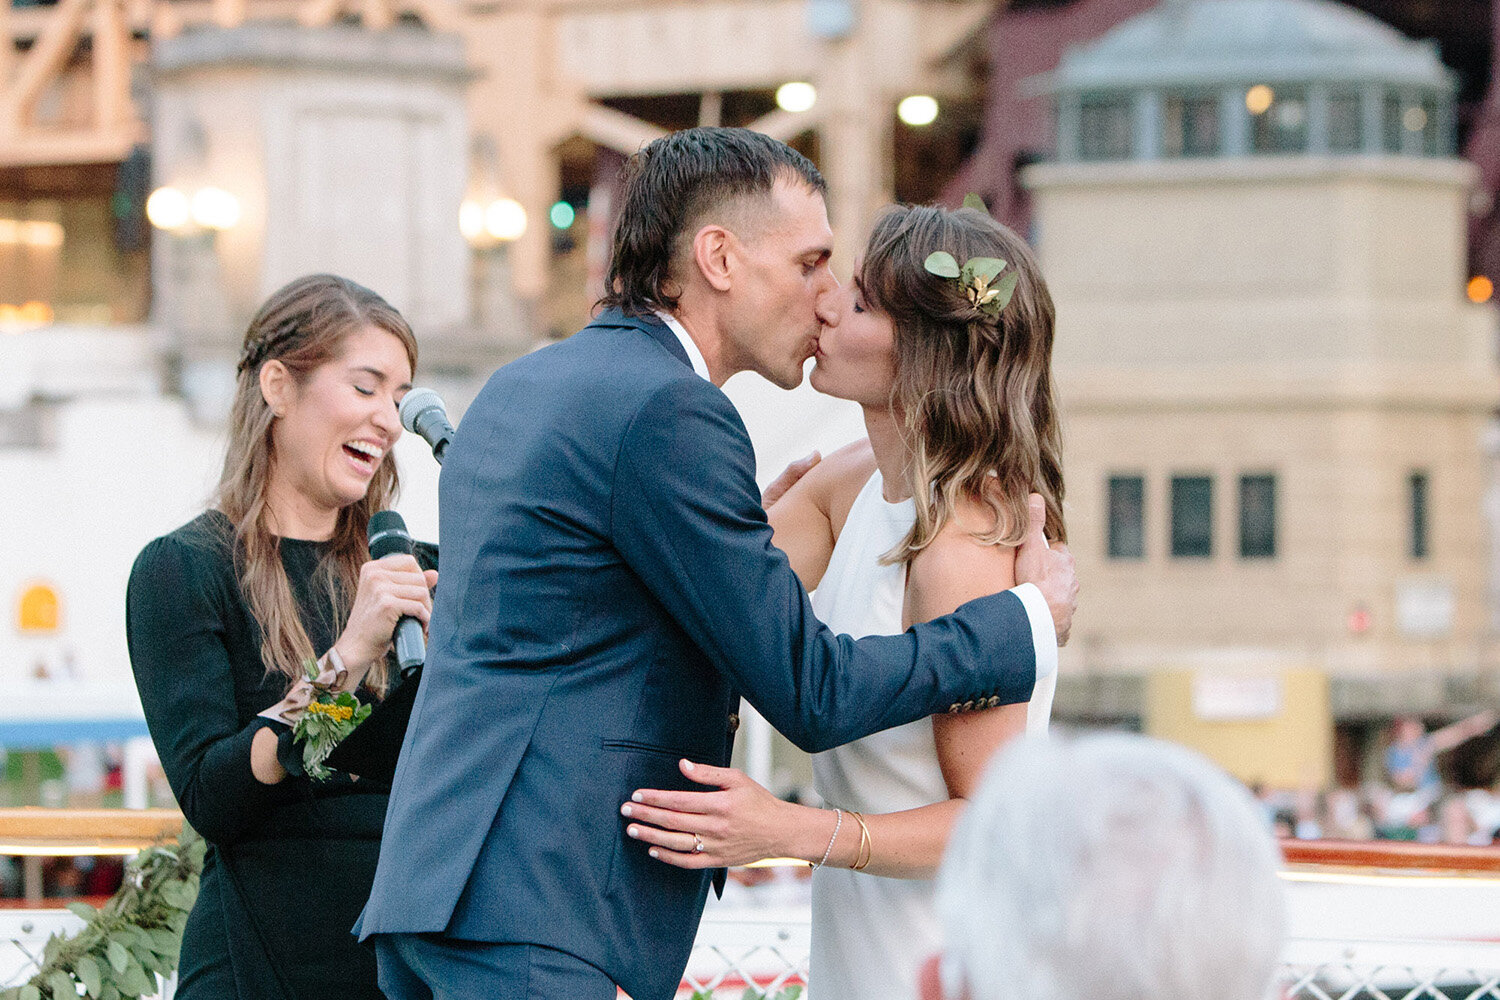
692, 224, 735, 292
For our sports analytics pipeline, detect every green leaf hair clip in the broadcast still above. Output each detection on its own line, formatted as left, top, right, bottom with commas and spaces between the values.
921, 193, 1019, 320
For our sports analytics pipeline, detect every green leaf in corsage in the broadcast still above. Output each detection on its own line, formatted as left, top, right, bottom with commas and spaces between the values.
294, 687, 373, 780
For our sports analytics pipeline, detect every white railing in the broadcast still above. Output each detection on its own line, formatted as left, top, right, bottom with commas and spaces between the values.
12, 836, 1500, 999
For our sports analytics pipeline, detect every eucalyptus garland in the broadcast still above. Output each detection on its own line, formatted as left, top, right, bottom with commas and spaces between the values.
3, 825, 204, 1000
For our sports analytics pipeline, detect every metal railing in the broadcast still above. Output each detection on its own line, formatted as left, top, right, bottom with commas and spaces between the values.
9, 823, 1500, 999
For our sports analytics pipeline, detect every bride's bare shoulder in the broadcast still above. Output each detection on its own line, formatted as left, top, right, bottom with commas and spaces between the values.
812, 439, 876, 531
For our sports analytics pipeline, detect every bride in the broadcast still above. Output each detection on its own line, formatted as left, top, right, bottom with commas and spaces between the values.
620, 201, 1066, 999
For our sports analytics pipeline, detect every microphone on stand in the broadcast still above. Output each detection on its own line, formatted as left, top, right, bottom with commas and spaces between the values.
399, 388, 455, 465
367, 510, 425, 675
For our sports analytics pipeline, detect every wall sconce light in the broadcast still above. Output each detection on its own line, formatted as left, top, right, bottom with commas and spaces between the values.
147, 185, 240, 233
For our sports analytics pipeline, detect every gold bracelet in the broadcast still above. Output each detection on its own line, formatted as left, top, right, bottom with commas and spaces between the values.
850, 811, 872, 871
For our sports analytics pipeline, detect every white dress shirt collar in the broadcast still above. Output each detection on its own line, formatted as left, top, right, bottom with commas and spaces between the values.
655, 310, 712, 383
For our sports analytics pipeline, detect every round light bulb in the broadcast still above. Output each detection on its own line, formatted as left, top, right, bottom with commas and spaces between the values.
897, 95, 940, 127
485, 199, 528, 242
460, 200, 485, 241
146, 187, 191, 231
776, 82, 817, 114
550, 201, 577, 230
1404, 106, 1428, 133
1245, 84, 1274, 116
1468, 275, 1493, 304
191, 187, 240, 231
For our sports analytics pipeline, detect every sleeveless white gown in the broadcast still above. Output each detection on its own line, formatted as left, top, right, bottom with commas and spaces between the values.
808, 469, 1054, 1000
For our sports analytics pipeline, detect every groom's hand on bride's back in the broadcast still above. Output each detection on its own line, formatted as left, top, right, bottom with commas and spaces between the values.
1015, 493, 1078, 646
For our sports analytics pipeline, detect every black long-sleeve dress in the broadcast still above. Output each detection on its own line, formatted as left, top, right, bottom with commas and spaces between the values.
126, 510, 435, 1000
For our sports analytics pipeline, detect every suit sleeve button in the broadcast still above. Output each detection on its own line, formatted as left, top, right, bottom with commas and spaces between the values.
962, 700, 975, 712
948, 703, 962, 714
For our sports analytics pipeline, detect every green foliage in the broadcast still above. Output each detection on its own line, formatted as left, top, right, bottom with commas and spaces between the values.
2, 825, 204, 1000
293, 659, 374, 780
688, 987, 803, 1000
923, 251, 960, 278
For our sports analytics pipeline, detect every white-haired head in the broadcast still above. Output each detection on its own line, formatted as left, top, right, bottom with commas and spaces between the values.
931, 732, 1286, 1000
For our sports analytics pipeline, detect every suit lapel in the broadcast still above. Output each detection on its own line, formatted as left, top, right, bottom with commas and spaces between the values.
590, 307, 693, 370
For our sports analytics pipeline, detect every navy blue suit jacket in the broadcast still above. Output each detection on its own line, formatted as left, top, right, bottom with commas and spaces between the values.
357, 309, 1038, 1000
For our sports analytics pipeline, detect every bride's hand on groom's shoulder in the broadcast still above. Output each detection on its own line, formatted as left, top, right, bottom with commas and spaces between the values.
620, 759, 795, 869
1014, 493, 1079, 646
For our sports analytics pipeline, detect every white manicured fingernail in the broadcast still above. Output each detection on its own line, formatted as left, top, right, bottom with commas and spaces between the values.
627, 826, 639, 838
621, 805, 633, 817
632, 791, 643, 803
649, 848, 659, 859
682, 759, 695, 771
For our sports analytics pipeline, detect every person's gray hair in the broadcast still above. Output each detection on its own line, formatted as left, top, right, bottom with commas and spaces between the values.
934, 732, 1286, 1000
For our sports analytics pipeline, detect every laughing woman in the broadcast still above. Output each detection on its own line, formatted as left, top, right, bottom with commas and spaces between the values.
126, 275, 437, 1000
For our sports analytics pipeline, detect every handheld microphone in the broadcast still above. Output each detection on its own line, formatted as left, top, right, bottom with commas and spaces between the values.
399, 388, 454, 465
367, 510, 425, 674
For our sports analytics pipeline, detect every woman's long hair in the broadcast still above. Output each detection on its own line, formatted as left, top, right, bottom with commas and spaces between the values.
217, 274, 417, 692
858, 205, 1065, 563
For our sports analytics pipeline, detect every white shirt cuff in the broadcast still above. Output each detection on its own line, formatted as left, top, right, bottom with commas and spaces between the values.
1010, 582, 1058, 683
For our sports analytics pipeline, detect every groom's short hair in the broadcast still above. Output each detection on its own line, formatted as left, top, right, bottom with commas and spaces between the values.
601, 126, 825, 316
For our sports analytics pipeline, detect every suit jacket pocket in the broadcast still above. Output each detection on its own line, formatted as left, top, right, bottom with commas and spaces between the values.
600, 740, 709, 902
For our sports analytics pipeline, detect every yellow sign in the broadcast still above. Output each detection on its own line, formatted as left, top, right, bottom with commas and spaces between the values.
18, 582, 60, 632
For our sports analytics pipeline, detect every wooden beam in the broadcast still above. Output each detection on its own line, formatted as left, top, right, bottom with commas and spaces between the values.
93, 0, 132, 130
0, 124, 144, 168
2, 0, 91, 133
578, 103, 667, 156
744, 107, 822, 143
0, 807, 186, 855
361, 0, 395, 31
0, 0, 14, 102
213, 0, 248, 28
297, 0, 342, 28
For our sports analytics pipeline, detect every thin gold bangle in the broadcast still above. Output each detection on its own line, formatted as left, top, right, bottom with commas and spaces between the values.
850, 811, 872, 871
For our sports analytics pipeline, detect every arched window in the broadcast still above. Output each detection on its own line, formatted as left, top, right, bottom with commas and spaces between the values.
18, 582, 60, 632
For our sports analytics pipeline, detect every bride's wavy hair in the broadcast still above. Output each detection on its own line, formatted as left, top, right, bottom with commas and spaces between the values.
218, 274, 417, 692
858, 204, 1065, 563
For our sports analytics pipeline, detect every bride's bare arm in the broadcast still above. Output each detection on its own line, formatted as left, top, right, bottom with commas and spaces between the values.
766, 440, 872, 591
623, 494, 1028, 879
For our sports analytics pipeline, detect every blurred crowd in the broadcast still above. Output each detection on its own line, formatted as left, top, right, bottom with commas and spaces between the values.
1260, 710, 1500, 846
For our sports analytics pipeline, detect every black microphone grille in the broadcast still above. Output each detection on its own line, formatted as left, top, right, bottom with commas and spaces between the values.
399, 387, 446, 435
368, 509, 413, 558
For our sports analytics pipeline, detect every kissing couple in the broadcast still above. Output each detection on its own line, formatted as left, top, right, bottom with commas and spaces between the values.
358, 126, 1079, 1000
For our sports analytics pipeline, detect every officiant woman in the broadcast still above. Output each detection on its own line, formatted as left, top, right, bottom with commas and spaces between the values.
126, 273, 438, 1000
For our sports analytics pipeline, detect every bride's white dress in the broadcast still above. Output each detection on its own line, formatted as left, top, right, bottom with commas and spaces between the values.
808, 469, 1054, 1000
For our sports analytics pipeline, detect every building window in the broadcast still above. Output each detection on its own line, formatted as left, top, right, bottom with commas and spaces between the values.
1108, 475, 1146, 559
1383, 90, 1407, 153
1163, 93, 1219, 158
1251, 87, 1309, 154
1171, 475, 1214, 558
1409, 472, 1429, 560
1239, 474, 1277, 559
1328, 90, 1363, 153
1079, 94, 1133, 161
1419, 94, 1441, 156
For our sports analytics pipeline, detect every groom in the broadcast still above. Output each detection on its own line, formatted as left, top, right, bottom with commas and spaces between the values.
359, 127, 1078, 1000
